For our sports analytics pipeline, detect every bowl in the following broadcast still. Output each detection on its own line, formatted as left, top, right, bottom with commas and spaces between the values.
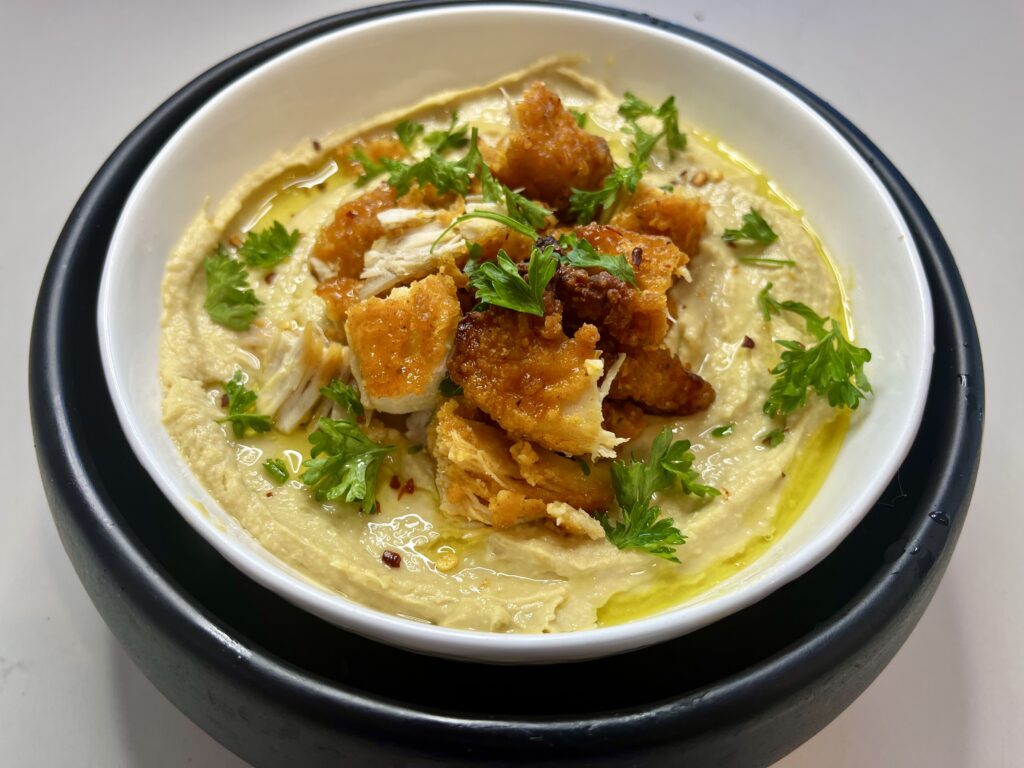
96, 3, 933, 663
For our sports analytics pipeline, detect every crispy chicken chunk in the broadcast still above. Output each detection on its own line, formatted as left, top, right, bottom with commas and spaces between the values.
554, 264, 668, 350
574, 223, 687, 294
602, 400, 647, 440
608, 346, 716, 415
429, 401, 613, 530
312, 185, 397, 279
345, 274, 461, 414
495, 82, 614, 211
610, 183, 708, 259
448, 300, 623, 458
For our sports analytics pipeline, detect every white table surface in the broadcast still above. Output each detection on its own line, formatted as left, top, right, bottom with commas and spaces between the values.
3, 0, 1021, 765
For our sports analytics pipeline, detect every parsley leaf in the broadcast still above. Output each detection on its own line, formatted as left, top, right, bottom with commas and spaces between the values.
600, 428, 718, 562
204, 246, 261, 331
219, 370, 272, 438
439, 375, 463, 397
424, 113, 469, 153
556, 233, 637, 285
762, 428, 786, 447
711, 423, 734, 438
763, 319, 873, 417
757, 282, 828, 338
320, 379, 364, 418
504, 186, 553, 230
569, 108, 587, 128
618, 92, 686, 156
723, 208, 778, 244
238, 221, 300, 269
466, 245, 557, 316
387, 151, 473, 197
575, 458, 591, 476
300, 418, 393, 514
263, 458, 289, 485
395, 120, 424, 150
350, 146, 404, 188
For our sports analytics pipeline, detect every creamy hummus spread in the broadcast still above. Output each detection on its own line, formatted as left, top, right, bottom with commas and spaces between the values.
160, 60, 860, 632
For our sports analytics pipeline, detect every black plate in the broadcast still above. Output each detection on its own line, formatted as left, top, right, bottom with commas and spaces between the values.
29, 2, 983, 766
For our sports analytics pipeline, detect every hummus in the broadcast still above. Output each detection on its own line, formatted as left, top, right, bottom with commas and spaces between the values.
160, 60, 856, 632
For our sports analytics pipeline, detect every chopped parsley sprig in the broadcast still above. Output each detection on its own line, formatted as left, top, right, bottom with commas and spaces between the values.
723, 208, 778, 245
204, 245, 261, 331
300, 418, 393, 515
239, 221, 300, 269
758, 284, 872, 418
263, 458, 290, 485
321, 379, 364, 418
219, 370, 272, 438
466, 245, 557, 316
394, 119, 424, 150
599, 428, 719, 562
555, 233, 637, 285
618, 92, 687, 157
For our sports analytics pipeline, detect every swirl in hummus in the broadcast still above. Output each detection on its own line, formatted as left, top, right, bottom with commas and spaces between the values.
160, 59, 870, 632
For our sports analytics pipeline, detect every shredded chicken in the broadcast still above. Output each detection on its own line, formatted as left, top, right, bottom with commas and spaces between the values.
610, 183, 708, 260
494, 82, 614, 211
428, 401, 613, 529
257, 323, 349, 433
345, 274, 461, 414
448, 297, 624, 458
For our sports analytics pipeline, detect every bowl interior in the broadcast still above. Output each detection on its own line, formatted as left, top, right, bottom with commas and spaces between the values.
98, 4, 932, 663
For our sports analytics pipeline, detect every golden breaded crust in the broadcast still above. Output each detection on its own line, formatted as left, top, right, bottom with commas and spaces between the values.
448, 302, 618, 457
574, 223, 685, 294
601, 400, 647, 440
315, 275, 362, 328
345, 274, 461, 412
495, 82, 614, 211
608, 346, 716, 415
313, 185, 397, 278
610, 183, 708, 259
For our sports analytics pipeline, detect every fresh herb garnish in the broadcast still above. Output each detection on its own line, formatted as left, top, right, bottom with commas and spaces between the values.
503, 186, 552, 230
219, 370, 272, 438
350, 146, 404, 188
466, 245, 557, 316
762, 428, 786, 448
424, 112, 469, 153
711, 423, 734, 438
300, 418, 393, 514
618, 92, 686, 156
263, 458, 290, 485
557, 233, 637, 285
204, 245, 261, 330
238, 221, 300, 269
757, 284, 872, 417
387, 151, 474, 197
439, 375, 463, 397
569, 108, 588, 128
321, 379, 365, 418
570, 91, 682, 224
723, 208, 778, 245
757, 282, 828, 338
395, 120, 424, 150
599, 428, 718, 562
575, 457, 591, 476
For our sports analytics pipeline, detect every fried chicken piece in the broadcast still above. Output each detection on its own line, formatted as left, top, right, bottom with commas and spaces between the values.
448, 300, 623, 458
495, 82, 614, 211
574, 223, 686, 294
610, 183, 708, 259
345, 274, 461, 414
315, 275, 362, 327
602, 400, 647, 440
608, 346, 716, 416
554, 264, 668, 350
312, 185, 397, 279
429, 401, 613, 530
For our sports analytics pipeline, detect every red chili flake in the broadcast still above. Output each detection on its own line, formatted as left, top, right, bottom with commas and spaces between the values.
389, 475, 401, 490
375, 500, 381, 514
398, 478, 415, 499
264, 272, 276, 284
228, 233, 244, 248
312, 139, 322, 151
741, 335, 755, 349
265, 491, 273, 498
220, 393, 229, 407
382, 550, 401, 568
726, 241, 737, 249
630, 246, 643, 266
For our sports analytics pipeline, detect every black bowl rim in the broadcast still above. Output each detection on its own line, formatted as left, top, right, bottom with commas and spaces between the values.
30, 0, 984, 749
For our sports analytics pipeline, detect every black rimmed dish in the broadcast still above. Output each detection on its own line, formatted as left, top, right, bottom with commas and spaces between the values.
30, 1, 982, 765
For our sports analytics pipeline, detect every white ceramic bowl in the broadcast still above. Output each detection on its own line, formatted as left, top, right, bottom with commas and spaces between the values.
98, 4, 933, 663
